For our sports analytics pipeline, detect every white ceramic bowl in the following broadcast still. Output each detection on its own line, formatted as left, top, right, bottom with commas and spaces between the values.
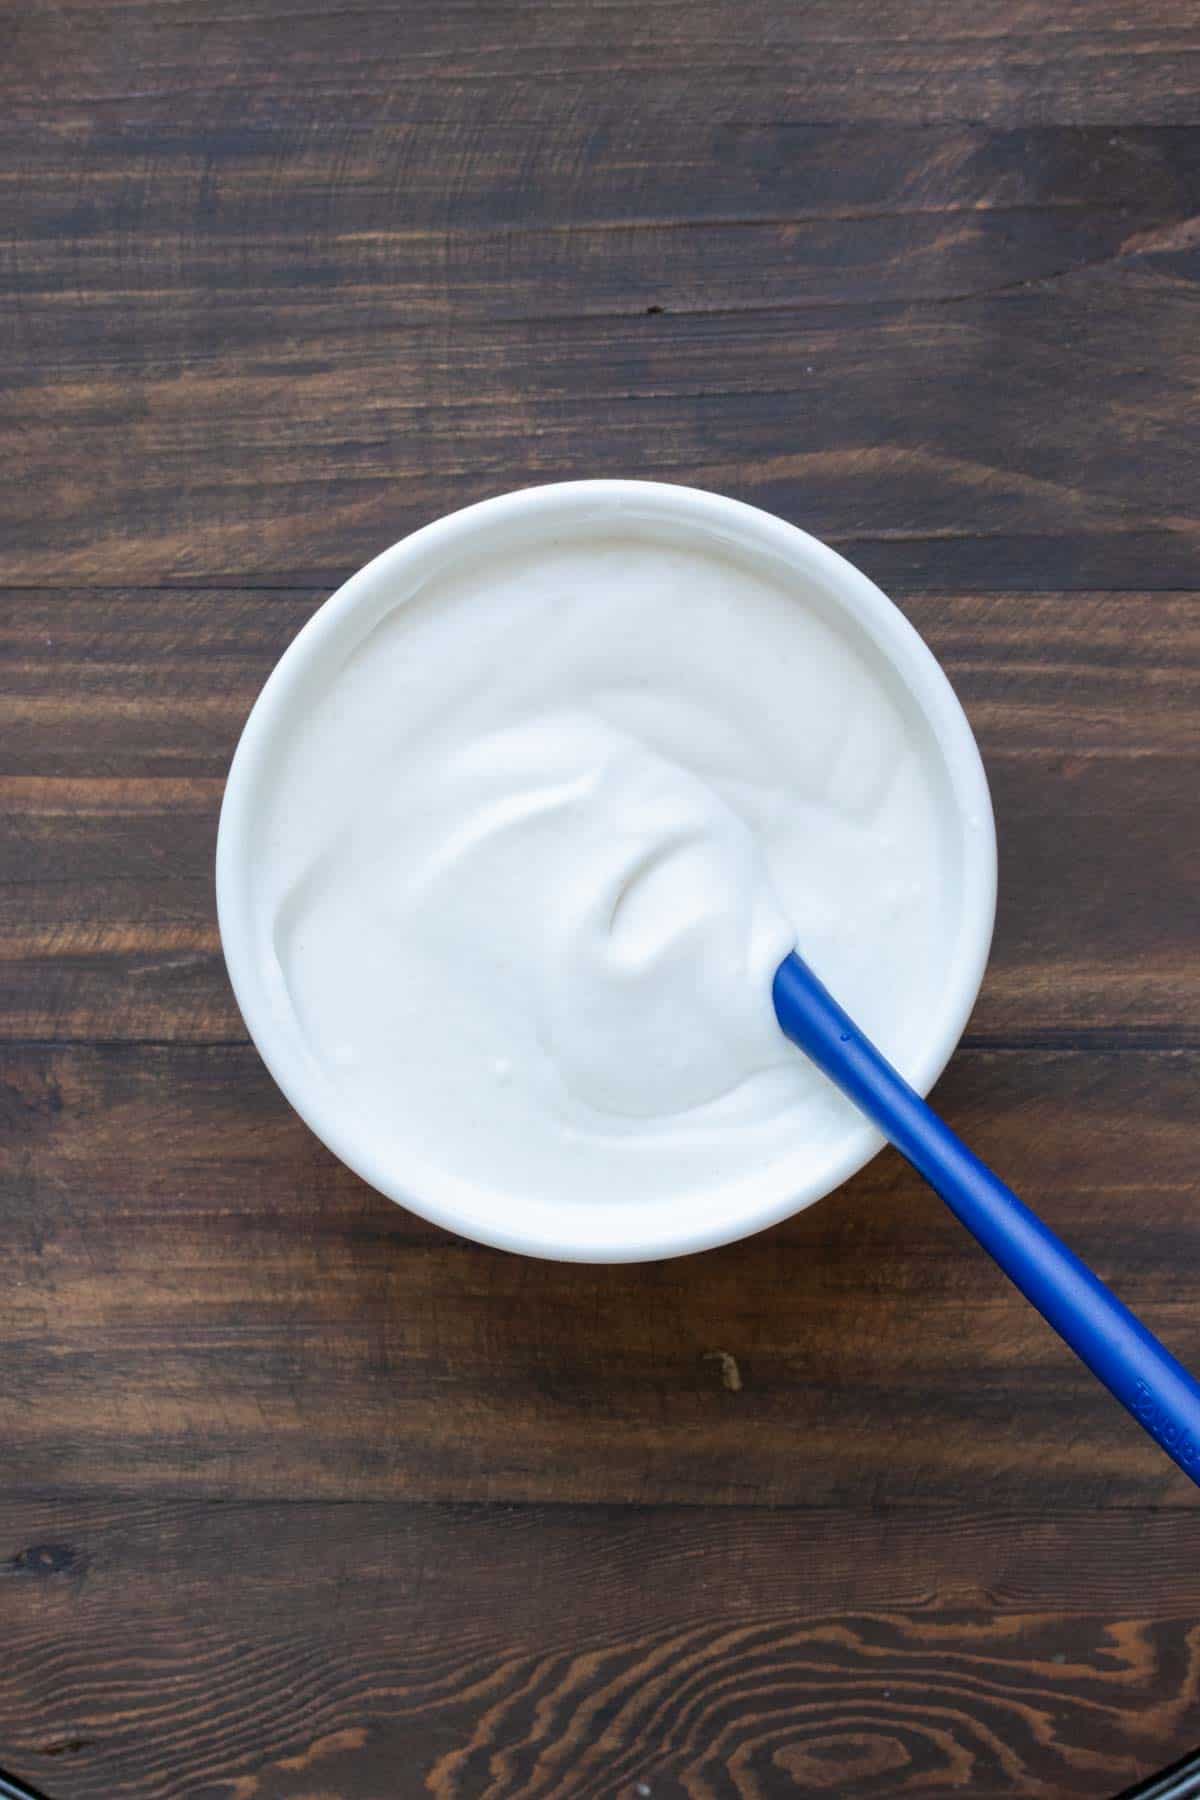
217, 481, 996, 1261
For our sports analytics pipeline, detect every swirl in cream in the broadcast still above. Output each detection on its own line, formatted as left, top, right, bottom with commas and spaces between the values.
253, 533, 955, 1226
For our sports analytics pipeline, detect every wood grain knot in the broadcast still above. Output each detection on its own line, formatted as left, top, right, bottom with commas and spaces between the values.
7, 1542, 86, 1579
704, 1350, 744, 1391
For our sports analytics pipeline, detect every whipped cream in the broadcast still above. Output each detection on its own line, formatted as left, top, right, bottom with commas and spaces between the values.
243, 528, 959, 1248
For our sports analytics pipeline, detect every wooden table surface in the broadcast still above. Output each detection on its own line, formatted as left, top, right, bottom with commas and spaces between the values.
3, 3, 1200, 1796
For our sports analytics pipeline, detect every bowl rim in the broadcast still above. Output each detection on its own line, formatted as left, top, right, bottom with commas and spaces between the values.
216, 479, 997, 1262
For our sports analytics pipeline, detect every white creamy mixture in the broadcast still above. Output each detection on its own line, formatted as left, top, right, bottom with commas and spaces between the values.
254, 534, 956, 1233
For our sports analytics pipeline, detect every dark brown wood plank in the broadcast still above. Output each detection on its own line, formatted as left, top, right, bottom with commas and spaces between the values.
6, 276, 1200, 590
4, 588, 1199, 1043
3, 115, 1199, 590
0, 1496, 1198, 1799
2, 1039, 1199, 1506
5, 0, 1200, 128
5, 119, 1197, 327
12, 119, 1197, 244
5, 284, 1198, 590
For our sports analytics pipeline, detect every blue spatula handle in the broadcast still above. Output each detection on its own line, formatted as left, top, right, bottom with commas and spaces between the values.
773, 950, 1200, 1488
